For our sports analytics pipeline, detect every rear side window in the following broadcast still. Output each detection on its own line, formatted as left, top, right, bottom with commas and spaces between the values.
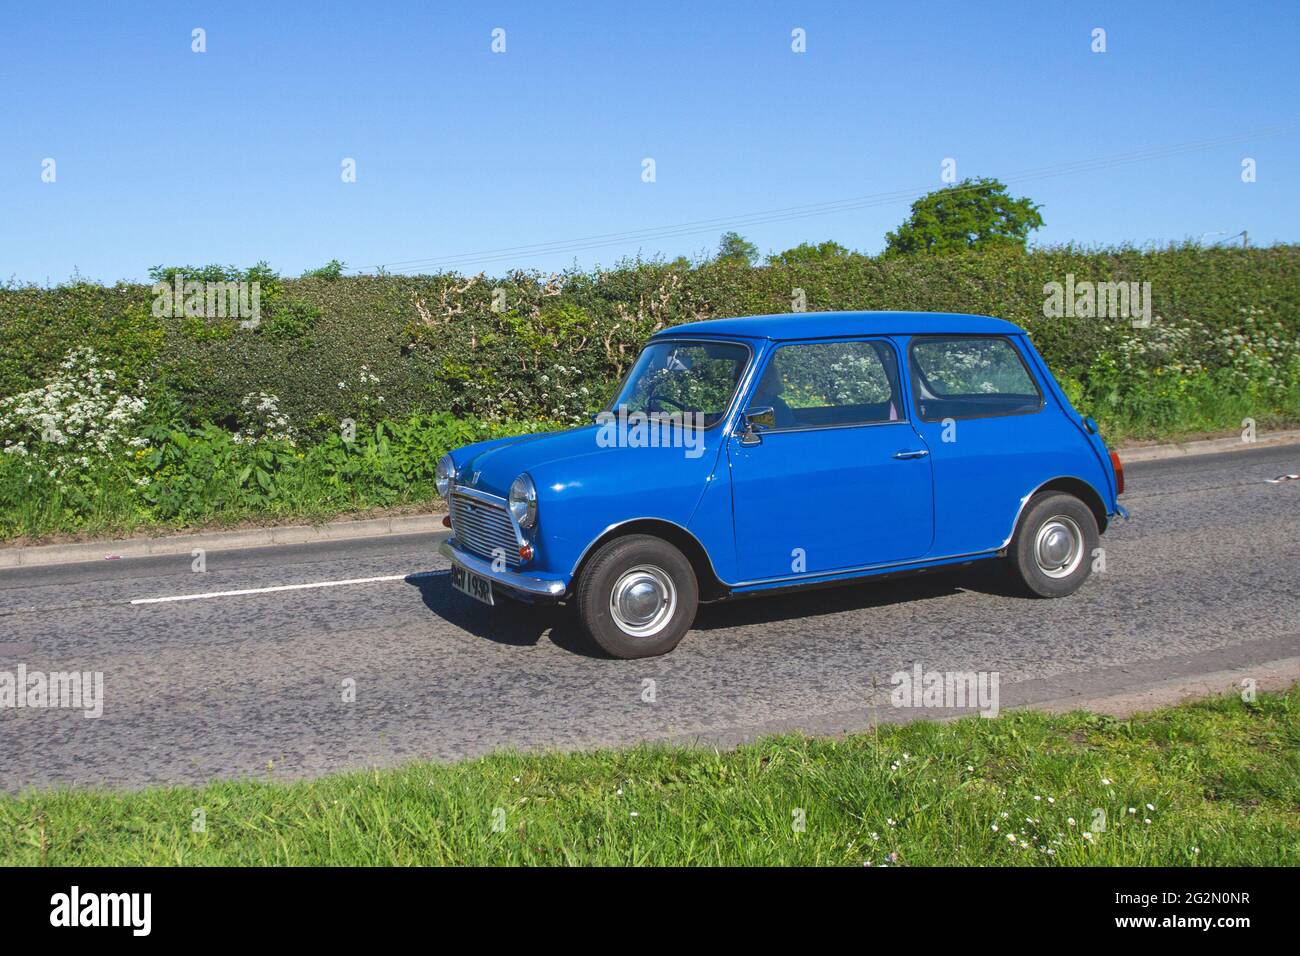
754, 340, 903, 428
909, 336, 1042, 422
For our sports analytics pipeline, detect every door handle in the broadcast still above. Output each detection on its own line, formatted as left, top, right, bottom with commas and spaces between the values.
892, 449, 930, 460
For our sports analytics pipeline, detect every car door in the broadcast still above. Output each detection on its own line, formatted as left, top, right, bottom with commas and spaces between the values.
726, 337, 935, 583
906, 334, 1060, 556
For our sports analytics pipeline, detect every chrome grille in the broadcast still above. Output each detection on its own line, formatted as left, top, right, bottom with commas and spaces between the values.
450, 491, 520, 567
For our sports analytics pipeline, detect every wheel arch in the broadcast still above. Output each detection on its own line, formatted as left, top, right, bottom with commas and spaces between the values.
1006, 476, 1109, 546
571, 519, 728, 602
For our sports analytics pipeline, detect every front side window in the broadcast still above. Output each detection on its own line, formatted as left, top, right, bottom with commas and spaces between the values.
751, 339, 903, 429
610, 340, 750, 427
909, 336, 1043, 421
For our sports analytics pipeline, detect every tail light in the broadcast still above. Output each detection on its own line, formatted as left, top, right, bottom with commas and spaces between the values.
1109, 449, 1125, 496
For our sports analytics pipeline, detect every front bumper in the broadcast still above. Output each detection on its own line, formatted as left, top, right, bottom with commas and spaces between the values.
439, 539, 568, 600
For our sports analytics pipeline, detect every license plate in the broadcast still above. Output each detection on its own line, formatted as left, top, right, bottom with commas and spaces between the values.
451, 561, 494, 606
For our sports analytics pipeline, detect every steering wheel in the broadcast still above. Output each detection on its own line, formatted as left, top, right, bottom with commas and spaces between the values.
649, 394, 688, 414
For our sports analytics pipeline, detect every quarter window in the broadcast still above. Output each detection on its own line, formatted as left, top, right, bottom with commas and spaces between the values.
753, 340, 903, 428
909, 336, 1043, 421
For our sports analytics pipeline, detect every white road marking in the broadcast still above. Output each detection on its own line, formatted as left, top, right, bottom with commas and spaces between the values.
130, 571, 442, 605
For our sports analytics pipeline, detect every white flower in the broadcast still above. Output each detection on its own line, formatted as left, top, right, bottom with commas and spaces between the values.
0, 348, 148, 484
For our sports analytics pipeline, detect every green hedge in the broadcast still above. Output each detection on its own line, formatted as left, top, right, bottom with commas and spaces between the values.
3, 245, 1298, 439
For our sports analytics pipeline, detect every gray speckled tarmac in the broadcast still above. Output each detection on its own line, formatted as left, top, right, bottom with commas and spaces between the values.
1, 445, 1296, 792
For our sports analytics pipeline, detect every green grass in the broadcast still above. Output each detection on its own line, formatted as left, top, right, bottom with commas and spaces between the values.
1088, 375, 1300, 446
0, 461, 440, 544
0, 412, 559, 543
3, 689, 1297, 866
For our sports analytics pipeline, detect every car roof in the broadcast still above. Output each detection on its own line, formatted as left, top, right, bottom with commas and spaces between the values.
651, 310, 1025, 341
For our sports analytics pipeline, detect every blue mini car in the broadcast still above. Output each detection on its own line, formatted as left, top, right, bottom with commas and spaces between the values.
438, 311, 1127, 658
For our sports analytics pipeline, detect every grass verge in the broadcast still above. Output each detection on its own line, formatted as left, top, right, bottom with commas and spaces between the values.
4, 415, 1298, 548
2, 689, 1297, 866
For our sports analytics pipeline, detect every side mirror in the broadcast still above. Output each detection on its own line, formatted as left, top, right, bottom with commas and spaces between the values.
1083, 416, 1099, 435
739, 406, 776, 445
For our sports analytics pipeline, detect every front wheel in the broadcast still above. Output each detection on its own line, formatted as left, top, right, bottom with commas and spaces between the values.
1006, 492, 1100, 597
575, 535, 699, 658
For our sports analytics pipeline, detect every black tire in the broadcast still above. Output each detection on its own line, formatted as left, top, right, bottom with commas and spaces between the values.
1006, 491, 1100, 598
575, 535, 699, 658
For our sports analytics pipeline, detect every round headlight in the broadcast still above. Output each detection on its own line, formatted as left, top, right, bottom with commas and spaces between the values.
436, 455, 456, 498
509, 473, 537, 529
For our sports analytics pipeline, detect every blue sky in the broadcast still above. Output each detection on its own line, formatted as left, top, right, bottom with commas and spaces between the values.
2, 0, 1297, 283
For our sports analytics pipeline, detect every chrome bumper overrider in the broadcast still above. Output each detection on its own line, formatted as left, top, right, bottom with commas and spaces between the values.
439, 539, 567, 598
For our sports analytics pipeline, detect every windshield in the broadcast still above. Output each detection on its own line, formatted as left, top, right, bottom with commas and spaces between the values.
608, 340, 750, 427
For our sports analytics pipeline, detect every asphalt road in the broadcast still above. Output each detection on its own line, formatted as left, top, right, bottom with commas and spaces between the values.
1, 444, 1297, 791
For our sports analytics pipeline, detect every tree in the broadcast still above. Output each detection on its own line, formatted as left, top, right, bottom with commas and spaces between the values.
715, 231, 760, 265
883, 178, 1043, 256
768, 240, 854, 266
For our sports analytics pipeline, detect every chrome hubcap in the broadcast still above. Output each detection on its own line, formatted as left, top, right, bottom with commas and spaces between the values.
1034, 515, 1084, 578
609, 565, 676, 637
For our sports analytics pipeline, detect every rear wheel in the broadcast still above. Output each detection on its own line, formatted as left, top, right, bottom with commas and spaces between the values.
576, 535, 699, 658
1006, 492, 1099, 597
